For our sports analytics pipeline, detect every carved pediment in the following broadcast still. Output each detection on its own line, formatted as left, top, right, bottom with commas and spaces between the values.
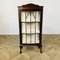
18, 3, 43, 11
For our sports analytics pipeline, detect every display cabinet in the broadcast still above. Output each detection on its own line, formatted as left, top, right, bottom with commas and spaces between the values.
18, 3, 43, 53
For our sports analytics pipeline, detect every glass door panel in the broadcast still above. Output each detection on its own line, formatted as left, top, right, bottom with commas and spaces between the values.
21, 11, 40, 44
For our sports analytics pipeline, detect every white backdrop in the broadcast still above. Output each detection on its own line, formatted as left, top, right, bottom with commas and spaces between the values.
0, 0, 60, 35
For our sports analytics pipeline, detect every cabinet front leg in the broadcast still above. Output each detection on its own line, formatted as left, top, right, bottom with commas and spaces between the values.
20, 46, 23, 54
40, 45, 42, 53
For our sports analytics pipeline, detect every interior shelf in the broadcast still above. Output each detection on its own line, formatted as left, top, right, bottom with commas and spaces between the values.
22, 33, 40, 35
21, 21, 40, 23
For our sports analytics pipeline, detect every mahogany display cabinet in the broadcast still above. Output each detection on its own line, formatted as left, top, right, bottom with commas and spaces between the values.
18, 3, 43, 53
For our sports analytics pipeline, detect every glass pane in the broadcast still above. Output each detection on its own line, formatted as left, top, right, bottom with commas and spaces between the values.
22, 34, 26, 43
31, 23, 35, 33
26, 12, 30, 22
27, 35, 30, 44
21, 11, 40, 22
21, 12, 25, 22
22, 23, 26, 33
26, 23, 30, 33
31, 34, 35, 43
36, 23, 40, 33
36, 34, 39, 43
36, 11, 40, 22
31, 11, 35, 22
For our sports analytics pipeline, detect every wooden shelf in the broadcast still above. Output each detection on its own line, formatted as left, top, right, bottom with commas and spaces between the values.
21, 43, 39, 46
22, 33, 40, 34
21, 21, 40, 23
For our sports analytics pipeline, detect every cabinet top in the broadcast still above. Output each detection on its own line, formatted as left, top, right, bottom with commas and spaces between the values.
18, 3, 43, 11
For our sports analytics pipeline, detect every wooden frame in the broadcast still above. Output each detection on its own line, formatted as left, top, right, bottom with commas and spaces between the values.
18, 3, 43, 53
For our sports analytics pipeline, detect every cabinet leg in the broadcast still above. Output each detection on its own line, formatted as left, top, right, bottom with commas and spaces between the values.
40, 45, 42, 53
20, 46, 23, 54
40, 47, 42, 53
38, 45, 42, 53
